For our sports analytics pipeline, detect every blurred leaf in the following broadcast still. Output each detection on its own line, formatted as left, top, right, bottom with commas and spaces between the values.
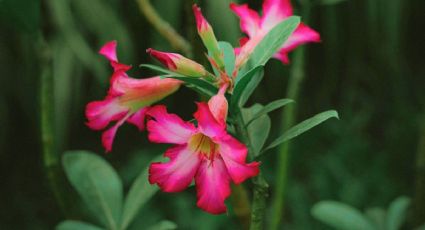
365, 208, 386, 230
242, 104, 271, 157
0, 0, 40, 33
147, 220, 177, 230
415, 224, 425, 230
218, 41, 235, 77
318, 0, 348, 6
386, 196, 411, 230
140, 64, 218, 97
244, 16, 300, 70
263, 110, 339, 152
56, 220, 104, 230
231, 66, 264, 111
120, 155, 163, 230
246, 98, 294, 126
311, 201, 375, 230
62, 151, 123, 230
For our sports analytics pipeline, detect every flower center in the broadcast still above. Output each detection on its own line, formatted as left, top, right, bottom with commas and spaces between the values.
189, 133, 218, 158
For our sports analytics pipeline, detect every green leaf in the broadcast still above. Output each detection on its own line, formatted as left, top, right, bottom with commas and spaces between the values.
62, 151, 122, 230
263, 110, 339, 152
365, 208, 386, 230
230, 66, 264, 111
140, 64, 217, 97
386, 196, 411, 230
245, 16, 300, 69
218, 41, 236, 77
56, 220, 104, 230
311, 201, 375, 230
242, 104, 271, 157
245, 98, 294, 126
120, 155, 163, 230
147, 220, 177, 230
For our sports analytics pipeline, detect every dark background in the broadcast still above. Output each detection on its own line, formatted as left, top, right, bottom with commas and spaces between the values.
0, 0, 424, 229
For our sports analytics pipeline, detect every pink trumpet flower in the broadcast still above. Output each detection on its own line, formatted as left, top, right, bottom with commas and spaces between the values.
147, 48, 208, 77
86, 41, 181, 152
230, 0, 321, 65
147, 88, 259, 214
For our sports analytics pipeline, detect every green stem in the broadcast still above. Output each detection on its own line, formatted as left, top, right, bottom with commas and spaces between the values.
271, 39, 307, 229
235, 111, 269, 230
136, 0, 192, 56
38, 33, 68, 215
413, 115, 425, 226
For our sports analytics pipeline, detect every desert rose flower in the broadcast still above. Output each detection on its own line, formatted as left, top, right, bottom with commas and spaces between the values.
86, 41, 181, 152
147, 48, 208, 77
230, 0, 321, 66
147, 90, 259, 214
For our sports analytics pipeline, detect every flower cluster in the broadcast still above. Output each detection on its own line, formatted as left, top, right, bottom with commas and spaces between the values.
85, 0, 319, 214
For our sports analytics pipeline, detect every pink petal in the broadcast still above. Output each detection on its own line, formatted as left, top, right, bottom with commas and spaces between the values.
208, 85, 228, 124
126, 107, 148, 131
275, 23, 321, 64
149, 145, 201, 192
217, 134, 260, 184
192, 4, 209, 32
195, 157, 231, 214
99, 41, 118, 62
230, 3, 261, 37
194, 102, 226, 138
146, 105, 196, 144
101, 115, 129, 152
261, 0, 293, 31
85, 98, 128, 130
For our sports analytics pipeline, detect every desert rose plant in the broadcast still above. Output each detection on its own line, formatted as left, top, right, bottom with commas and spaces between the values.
57, 1, 338, 230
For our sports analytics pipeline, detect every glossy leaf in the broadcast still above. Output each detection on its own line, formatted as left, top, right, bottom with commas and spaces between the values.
230, 66, 264, 111
245, 98, 294, 126
218, 41, 236, 77
311, 201, 375, 230
56, 220, 104, 230
263, 110, 339, 152
245, 16, 300, 69
120, 156, 163, 230
242, 104, 271, 157
387, 196, 411, 230
62, 151, 122, 230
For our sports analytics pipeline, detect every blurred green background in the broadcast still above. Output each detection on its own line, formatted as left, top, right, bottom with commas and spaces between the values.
1, 0, 424, 229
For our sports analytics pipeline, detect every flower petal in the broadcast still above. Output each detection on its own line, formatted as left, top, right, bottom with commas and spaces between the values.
101, 115, 129, 152
85, 98, 128, 130
194, 102, 226, 138
261, 0, 293, 31
217, 134, 260, 184
99, 40, 118, 62
230, 3, 261, 37
149, 145, 201, 192
208, 84, 228, 124
126, 107, 148, 131
146, 105, 196, 144
275, 23, 321, 64
195, 157, 231, 214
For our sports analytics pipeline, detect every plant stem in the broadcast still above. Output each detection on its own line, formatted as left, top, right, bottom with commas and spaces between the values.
136, 0, 192, 56
230, 184, 251, 229
413, 115, 425, 226
271, 41, 307, 230
235, 111, 269, 230
38, 33, 68, 214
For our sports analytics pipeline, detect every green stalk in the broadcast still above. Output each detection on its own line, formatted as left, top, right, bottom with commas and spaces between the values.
38, 33, 68, 214
271, 46, 306, 230
235, 111, 269, 230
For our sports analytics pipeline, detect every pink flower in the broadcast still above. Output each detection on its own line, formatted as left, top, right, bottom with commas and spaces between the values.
230, 0, 321, 66
146, 48, 207, 77
86, 41, 181, 152
146, 90, 259, 214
